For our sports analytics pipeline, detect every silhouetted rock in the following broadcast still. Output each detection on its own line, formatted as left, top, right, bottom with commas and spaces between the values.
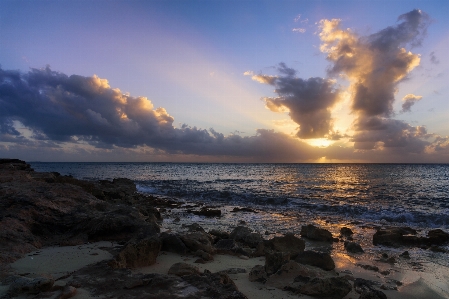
265, 251, 290, 275
229, 226, 252, 242
373, 227, 449, 248
300, 224, 333, 242
191, 207, 221, 217
264, 233, 305, 258
179, 231, 215, 254
8, 276, 54, 296
344, 241, 364, 253
248, 265, 267, 283
340, 227, 354, 237
168, 262, 200, 276
160, 232, 188, 254
298, 276, 352, 299
295, 250, 335, 270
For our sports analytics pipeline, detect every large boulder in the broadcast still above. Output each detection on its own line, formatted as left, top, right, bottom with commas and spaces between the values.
229, 226, 252, 242
298, 276, 352, 299
344, 241, 364, 253
109, 236, 161, 268
300, 224, 333, 242
265, 251, 290, 275
295, 250, 335, 271
264, 233, 305, 258
265, 260, 329, 289
248, 265, 267, 283
372, 227, 417, 247
160, 232, 188, 254
179, 231, 215, 254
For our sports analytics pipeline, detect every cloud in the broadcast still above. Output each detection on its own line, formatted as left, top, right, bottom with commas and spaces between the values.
429, 51, 440, 64
249, 63, 341, 139
292, 28, 306, 33
401, 94, 422, 112
317, 9, 434, 153
0, 66, 322, 161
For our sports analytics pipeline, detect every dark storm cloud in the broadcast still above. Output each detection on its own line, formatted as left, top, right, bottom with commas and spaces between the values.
248, 63, 340, 139
0, 66, 319, 161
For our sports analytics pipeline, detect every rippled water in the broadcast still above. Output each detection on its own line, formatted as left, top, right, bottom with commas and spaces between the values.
30, 162, 449, 229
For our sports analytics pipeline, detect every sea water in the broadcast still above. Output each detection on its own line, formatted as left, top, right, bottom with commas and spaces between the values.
29, 163, 449, 230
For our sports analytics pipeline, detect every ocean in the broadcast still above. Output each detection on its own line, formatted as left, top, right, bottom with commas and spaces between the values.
29, 162, 449, 230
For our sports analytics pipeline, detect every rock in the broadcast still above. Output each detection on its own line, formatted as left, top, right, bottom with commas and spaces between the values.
194, 249, 214, 261
248, 265, 267, 283
357, 264, 379, 272
264, 233, 305, 258
109, 236, 161, 268
229, 226, 253, 242
168, 262, 200, 276
58, 285, 77, 299
344, 241, 364, 253
9, 276, 54, 296
399, 250, 410, 258
295, 250, 335, 271
265, 251, 290, 275
359, 290, 388, 299
427, 229, 449, 245
231, 207, 257, 213
372, 227, 417, 247
222, 268, 246, 274
192, 208, 221, 217
71, 260, 247, 299
215, 239, 239, 252
355, 278, 387, 299
243, 233, 263, 248
179, 231, 215, 254
265, 260, 329, 289
209, 229, 230, 241
340, 227, 354, 237
184, 223, 206, 233
300, 224, 333, 242
298, 276, 352, 299
160, 232, 188, 254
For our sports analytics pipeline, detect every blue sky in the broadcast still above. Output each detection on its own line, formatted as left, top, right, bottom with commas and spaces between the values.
1, 0, 448, 162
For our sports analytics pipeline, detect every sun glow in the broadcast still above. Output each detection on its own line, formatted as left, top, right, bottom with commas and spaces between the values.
306, 138, 334, 148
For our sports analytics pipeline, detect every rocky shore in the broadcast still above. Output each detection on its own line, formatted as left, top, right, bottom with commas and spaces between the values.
1, 159, 449, 299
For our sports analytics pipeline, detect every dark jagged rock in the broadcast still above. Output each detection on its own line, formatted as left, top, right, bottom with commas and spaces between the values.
191, 208, 221, 217
209, 229, 230, 241
248, 265, 267, 283
231, 207, 257, 213
168, 262, 201, 276
297, 276, 352, 299
264, 233, 305, 258
229, 226, 252, 242
354, 278, 387, 299
295, 250, 335, 271
373, 227, 449, 248
160, 232, 188, 254
340, 227, 354, 237
265, 260, 329, 289
8, 276, 54, 296
179, 231, 215, 254
109, 236, 161, 268
243, 233, 263, 249
265, 251, 290, 275
70, 260, 248, 299
300, 224, 333, 242
344, 241, 364, 253
0, 164, 161, 264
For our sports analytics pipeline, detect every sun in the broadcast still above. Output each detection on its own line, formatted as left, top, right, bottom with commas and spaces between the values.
306, 138, 334, 148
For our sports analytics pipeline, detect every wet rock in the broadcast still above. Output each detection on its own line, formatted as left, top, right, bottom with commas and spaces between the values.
215, 239, 239, 252
231, 207, 257, 213
344, 241, 364, 253
357, 264, 379, 272
109, 236, 161, 268
340, 227, 354, 237
248, 265, 267, 283
399, 250, 410, 258
183, 223, 206, 233
264, 233, 305, 258
265, 251, 290, 275
297, 276, 352, 299
160, 232, 188, 254
9, 276, 54, 296
300, 224, 333, 242
372, 227, 417, 247
168, 262, 200, 276
428, 229, 449, 245
354, 278, 386, 299
295, 250, 335, 271
194, 249, 214, 261
192, 208, 221, 217
179, 231, 215, 254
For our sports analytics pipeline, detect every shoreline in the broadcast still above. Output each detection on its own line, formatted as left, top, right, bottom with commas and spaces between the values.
1, 159, 449, 299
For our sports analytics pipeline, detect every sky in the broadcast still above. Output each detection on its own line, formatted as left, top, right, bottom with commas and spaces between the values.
0, 0, 448, 163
